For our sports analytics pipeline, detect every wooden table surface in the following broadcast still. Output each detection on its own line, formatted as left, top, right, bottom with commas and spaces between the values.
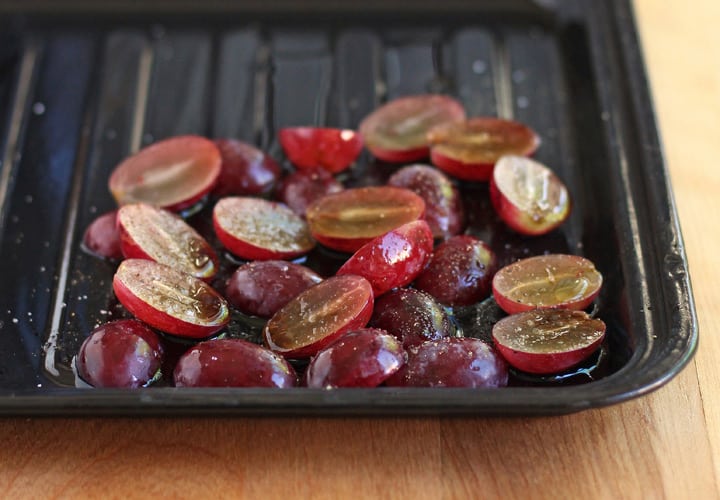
1, 0, 719, 497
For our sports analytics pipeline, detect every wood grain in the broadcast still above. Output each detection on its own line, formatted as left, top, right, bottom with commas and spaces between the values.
1, 0, 719, 498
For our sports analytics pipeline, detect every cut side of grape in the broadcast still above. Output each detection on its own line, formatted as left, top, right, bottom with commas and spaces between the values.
225, 260, 323, 318
490, 155, 570, 235
173, 338, 297, 387
76, 319, 163, 388
118, 203, 218, 280
113, 259, 230, 338
385, 337, 508, 388
370, 288, 454, 348
108, 135, 221, 212
213, 138, 281, 197
336, 220, 433, 296
414, 235, 497, 307
359, 95, 466, 163
213, 197, 315, 260
387, 164, 465, 239
427, 118, 540, 181
492, 309, 606, 374
492, 254, 603, 315
264, 275, 374, 358
305, 328, 405, 388
306, 186, 425, 253
276, 168, 344, 217
82, 210, 122, 260
279, 127, 363, 173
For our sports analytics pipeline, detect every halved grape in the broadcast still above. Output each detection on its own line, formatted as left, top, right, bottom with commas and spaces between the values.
118, 203, 218, 280
370, 288, 454, 348
385, 337, 508, 388
213, 138, 281, 197
427, 118, 540, 181
492, 254, 602, 315
82, 210, 122, 260
336, 220, 433, 296
225, 260, 323, 318
213, 197, 315, 260
359, 95, 466, 163
490, 155, 570, 235
305, 328, 405, 388
279, 127, 363, 173
264, 275, 374, 358
492, 309, 606, 374
173, 338, 297, 387
113, 259, 230, 338
306, 186, 425, 253
414, 235, 497, 307
76, 319, 163, 388
108, 135, 221, 212
276, 168, 344, 217
387, 164, 464, 239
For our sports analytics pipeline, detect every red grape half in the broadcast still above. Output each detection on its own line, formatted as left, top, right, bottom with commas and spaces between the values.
306, 186, 425, 253
108, 135, 221, 212
264, 275, 374, 358
279, 127, 363, 173
359, 95, 466, 163
213, 197, 315, 260
427, 118, 540, 181
492, 309, 606, 374
492, 254, 603, 315
336, 220, 433, 297
490, 155, 570, 235
117, 203, 218, 280
113, 259, 230, 339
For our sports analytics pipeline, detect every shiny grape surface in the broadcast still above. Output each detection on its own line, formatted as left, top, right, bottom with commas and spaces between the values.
174, 338, 297, 388
386, 337, 508, 388
76, 319, 163, 388
414, 235, 497, 307
370, 288, 454, 348
213, 138, 281, 197
305, 329, 405, 388
225, 260, 322, 318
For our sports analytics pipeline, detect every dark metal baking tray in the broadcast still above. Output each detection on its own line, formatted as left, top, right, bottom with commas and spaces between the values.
0, 0, 697, 416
